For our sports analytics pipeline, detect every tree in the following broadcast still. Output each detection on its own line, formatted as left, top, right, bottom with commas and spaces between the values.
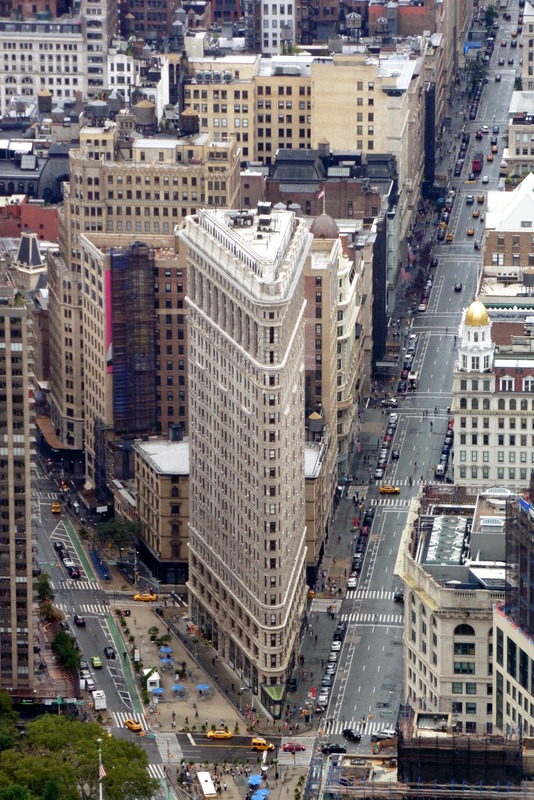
95, 519, 138, 559
38, 600, 63, 624
12, 717, 158, 800
0, 692, 19, 750
0, 786, 35, 800
484, 4, 498, 28
466, 58, 488, 92
36, 573, 54, 603
51, 631, 80, 670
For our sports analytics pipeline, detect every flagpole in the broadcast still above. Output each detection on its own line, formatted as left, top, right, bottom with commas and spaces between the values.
98, 738, 103, 800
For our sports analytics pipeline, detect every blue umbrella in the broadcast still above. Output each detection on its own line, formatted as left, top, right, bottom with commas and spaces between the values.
257, 791, 270, 797
252, 791, 269, 800
248, 776, 262, 788
160, 657, 174, 663
197, 683, 210, 692
151, 687, 165, 694
172, 684, 184, 692
159, 646, 173, 654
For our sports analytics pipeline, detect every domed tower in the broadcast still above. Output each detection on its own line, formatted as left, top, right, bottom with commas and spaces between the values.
310, 213, 339, 240
458, 298, 495, 373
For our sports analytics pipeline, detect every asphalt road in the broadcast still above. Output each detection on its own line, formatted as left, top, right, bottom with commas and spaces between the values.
319, 11, 519, 749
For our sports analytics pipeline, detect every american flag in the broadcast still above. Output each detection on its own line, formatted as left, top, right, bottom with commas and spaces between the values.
317, 190, 325, 199
99, 764, 107, 782
400, 266, 410, 283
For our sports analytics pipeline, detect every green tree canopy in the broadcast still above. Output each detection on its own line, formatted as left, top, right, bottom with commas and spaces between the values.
0, 716, 157, 800
95, 519, 138, 557
484, 4, 498, 28
36, 573, 54, 604
51, 631, 80, 671
0, 692, 19, 751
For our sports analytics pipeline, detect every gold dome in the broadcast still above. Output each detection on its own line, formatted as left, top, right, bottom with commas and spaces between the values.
465, 298, 489, 327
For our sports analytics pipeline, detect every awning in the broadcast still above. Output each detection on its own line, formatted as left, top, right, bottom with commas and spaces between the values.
35, 415, 77, 450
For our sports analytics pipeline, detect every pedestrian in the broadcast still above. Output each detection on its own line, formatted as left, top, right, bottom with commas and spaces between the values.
123, 651, 127, 660
195, 708, 199, 718
185, 716, 189, 724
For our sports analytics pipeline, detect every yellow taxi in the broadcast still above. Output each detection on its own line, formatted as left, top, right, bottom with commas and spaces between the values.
491, 144, 498, 153
467, 227, 475, 236
472, 209, 480, 218
445, 231, 453, 242
487, 153, 494, 162
207, 729, 232, 740
124, 719, 143, 732
379, 485, 400, 495
477, 195, 485, 204
52, 502, 61, 513
134, 591, 157, 602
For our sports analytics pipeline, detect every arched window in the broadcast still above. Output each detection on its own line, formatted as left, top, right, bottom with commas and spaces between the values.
483, 398, 490, 410
419, 604, 426, 616
472, 398, 479, 410
498, 398, 505, 410
460, 398, 467, 409
510, 399, 517, 411
454, 623, 475, 636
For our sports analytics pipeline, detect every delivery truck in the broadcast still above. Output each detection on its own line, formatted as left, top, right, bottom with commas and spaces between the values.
472, 152, 483, 173
91, 689, 107, 711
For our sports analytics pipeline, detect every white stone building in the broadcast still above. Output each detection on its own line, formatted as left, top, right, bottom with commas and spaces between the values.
0, 15, 86, 117
451, 299, 534, 494
396, 487, 506, 735
179, 205, 311, 717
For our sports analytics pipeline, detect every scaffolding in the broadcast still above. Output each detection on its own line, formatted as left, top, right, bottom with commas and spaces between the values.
110, 243, 156, 435
505, 495, 534, 639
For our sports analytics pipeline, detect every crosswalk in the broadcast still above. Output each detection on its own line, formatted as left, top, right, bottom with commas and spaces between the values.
154, 732, 184, 769
32, 491, 61, 501
51, 579, 101, 592
320, 718, 396, 737
147, 764, 167, 780
55, 602, 109, 615
346, 589, 397, 601
277, 737, 316, 765
341, 611, 404, 625
111, 711, 149, 730
370, 497, 410, 507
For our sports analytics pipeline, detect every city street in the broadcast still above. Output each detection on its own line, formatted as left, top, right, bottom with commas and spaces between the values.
310, 7, 520, 749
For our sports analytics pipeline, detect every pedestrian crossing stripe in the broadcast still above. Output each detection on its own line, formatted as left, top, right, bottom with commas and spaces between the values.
369, 498, 409, 507
340, 611, 403, 625
347, 589, 395, 600
79, 603, 109, 615
50, 579, 100, 591
147, 764, 166, 780
111, 711, 149, 730
319, 719, 396, 736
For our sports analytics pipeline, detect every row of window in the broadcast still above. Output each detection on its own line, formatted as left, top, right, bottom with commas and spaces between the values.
460, 378, 534, 398
460, 449, 534, 463
458, 466, 529, 480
